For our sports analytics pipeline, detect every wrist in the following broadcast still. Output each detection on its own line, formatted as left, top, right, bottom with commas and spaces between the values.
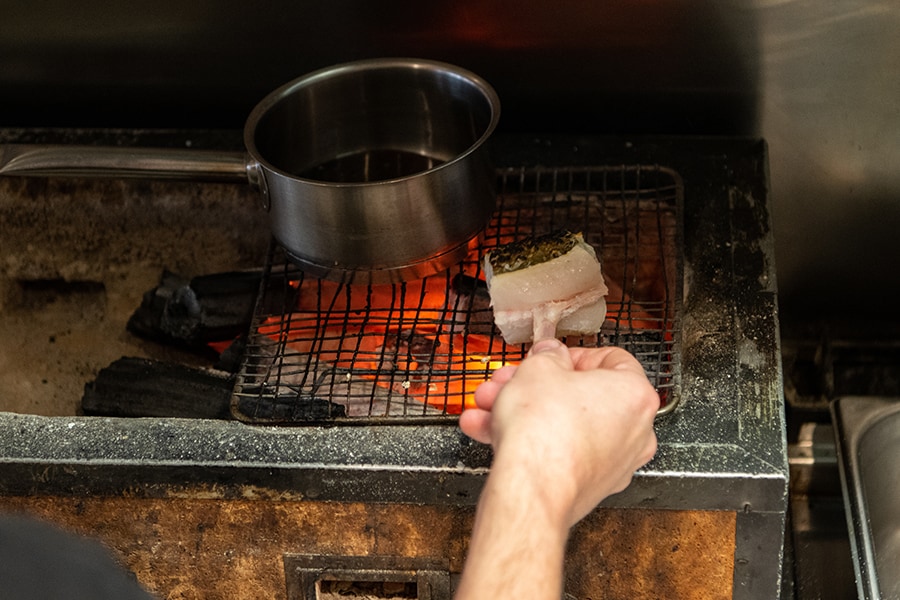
456, 454, 571, 599
488, 446, 577, 532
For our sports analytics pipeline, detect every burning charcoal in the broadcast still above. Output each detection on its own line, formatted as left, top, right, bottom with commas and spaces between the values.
404, 330, 439, 364
127, 269, 262, 352
233, 391, 346, 422
377, 330, 439, 372
214, 334, 247, 373
446, 273, 496, 335
82, 357, 235, 419
371, 330, 442, 393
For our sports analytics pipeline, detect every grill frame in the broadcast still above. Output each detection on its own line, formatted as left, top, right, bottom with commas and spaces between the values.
232, 164, 683, 424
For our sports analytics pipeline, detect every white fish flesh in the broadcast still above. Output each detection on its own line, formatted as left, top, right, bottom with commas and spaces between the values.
484, 231, 609, 344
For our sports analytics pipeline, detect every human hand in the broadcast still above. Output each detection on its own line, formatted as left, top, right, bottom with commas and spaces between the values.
459, 338, 659, 528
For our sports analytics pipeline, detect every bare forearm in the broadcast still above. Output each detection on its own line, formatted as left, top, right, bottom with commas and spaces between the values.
455, 341, 658, 597
455, 460, 571, 599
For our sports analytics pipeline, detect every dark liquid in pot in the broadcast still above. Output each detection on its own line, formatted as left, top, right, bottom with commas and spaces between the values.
299, 149, 445, 183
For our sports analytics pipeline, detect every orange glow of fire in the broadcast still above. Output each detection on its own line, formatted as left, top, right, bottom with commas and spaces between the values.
253, 267, 670, 415
256, 275, 523, 414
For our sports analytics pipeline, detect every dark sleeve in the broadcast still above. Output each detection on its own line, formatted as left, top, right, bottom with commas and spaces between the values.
0, 513, 156, 600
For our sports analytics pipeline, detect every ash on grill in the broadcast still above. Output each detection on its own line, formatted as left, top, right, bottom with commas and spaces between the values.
232, 165, 682, 425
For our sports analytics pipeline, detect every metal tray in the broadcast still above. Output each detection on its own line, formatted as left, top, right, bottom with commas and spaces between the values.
832, 396, 900, 600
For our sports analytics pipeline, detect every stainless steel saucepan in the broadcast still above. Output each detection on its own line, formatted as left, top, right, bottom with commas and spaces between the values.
0, 58, 501, 284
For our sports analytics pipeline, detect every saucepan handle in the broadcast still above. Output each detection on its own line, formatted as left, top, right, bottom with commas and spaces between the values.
0, 144, 253, 184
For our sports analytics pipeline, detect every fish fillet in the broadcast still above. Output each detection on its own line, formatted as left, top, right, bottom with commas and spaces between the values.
484, 231, 609, 344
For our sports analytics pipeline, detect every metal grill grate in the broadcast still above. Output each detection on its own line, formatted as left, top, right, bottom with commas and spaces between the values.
231, 165, 682, 424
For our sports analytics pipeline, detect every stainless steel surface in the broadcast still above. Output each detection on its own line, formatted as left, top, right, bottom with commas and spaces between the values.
758, 0, 900, 322
0, 59, 501, 284
0, 0, 759, 135
788, 422, 857, 600
832, 396, 900, 600
244, 58, 500, 284
5, 0, 899, 322
0, 145, 250, 181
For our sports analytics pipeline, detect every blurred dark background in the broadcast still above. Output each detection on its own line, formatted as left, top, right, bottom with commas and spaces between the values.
2, 0, 899, 326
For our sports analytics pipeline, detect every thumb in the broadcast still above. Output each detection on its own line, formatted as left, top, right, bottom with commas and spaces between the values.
526, 338, 574, 371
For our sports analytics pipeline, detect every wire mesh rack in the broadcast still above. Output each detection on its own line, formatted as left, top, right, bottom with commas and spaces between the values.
232, 164, 683, 424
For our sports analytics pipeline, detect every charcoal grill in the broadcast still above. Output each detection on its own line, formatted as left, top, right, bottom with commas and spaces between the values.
233, 165, 681, 424
0, 132, 788, 600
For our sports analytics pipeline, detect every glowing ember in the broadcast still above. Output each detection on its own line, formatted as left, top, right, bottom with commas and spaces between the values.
253, 264, 668, 415
255, 275, 520, 414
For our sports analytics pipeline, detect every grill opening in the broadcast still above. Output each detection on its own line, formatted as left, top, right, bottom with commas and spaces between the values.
232, 165, 683, 424
317, 580, 417, 599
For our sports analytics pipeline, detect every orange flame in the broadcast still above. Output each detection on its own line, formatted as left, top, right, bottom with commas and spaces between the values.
254, 265, 673, 415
